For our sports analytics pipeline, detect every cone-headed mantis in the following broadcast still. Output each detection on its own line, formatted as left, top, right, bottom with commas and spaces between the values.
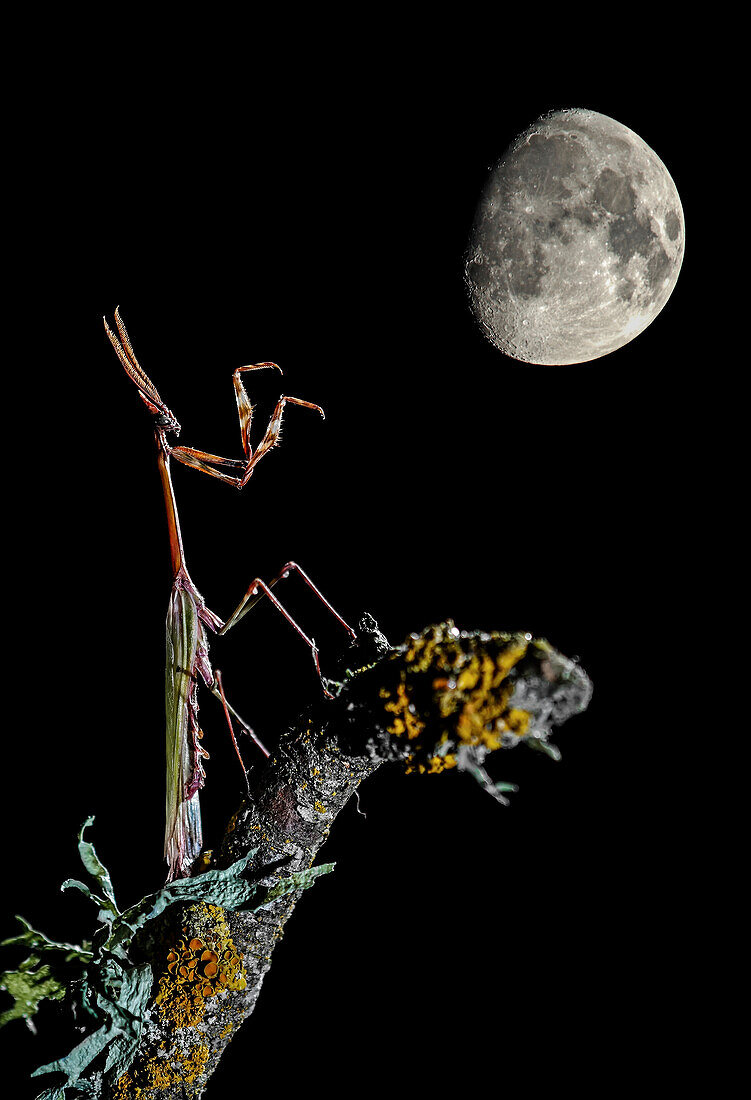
104, 310, 356, 882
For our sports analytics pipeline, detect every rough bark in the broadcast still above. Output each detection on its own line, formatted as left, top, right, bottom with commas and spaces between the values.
90, 615, 592, 1099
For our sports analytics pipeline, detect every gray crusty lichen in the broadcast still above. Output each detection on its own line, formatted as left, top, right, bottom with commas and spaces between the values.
1, 616, 591, 1099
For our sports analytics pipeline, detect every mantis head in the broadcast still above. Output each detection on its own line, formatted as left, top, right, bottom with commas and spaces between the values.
104, 309, 182, 436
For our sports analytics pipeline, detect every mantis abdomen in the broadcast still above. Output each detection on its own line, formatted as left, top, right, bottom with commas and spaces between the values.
165, 580, 210, 881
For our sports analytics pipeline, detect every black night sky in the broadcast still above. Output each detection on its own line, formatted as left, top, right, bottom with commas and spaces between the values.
4, 23, 723, 1100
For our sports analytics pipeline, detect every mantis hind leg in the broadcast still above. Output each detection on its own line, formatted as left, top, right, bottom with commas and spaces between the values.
211, 669, 270, 771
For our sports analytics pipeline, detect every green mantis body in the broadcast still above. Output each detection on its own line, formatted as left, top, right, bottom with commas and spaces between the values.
164, 566, 213, 879
104, 310, 355, 881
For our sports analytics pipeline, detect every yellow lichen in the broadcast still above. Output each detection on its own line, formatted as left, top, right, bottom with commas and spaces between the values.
181, 1042, 211, 1083
114, 1042, 210, 1097
112, 1071, 133, 1098
154, 904, 247, 1030
390, 628, 534, 774
504, 707, 530, 737
383, 680, 426, 741
113, 906, 247, 1097
406, 751, 458, 775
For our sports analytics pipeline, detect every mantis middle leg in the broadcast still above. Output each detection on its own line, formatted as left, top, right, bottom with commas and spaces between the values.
215, 562, 356, 700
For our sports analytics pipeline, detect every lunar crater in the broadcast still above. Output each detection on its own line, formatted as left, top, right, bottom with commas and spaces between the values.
465, 108, 684, 364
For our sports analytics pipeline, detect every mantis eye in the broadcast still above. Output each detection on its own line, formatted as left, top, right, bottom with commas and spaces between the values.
156, 412, 181, 434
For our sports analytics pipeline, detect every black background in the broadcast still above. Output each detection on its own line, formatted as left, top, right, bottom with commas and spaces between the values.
3, 19, 722, 1100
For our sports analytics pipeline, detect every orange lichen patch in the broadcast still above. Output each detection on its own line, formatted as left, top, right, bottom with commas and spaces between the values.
154, 904, 247, 1031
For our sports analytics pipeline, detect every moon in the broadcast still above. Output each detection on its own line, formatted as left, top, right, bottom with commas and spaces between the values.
464, 109, 685, 365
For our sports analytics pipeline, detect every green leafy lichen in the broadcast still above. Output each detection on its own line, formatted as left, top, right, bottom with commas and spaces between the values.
0, 916, 93, 1029
0, 952, 67, 1029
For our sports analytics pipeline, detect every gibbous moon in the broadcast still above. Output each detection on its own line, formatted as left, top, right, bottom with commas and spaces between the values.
465, 109, 685, 365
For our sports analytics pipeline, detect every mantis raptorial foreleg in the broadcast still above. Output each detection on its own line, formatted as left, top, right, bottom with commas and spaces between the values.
168, 361, 325, 488
168, 392, 324, 487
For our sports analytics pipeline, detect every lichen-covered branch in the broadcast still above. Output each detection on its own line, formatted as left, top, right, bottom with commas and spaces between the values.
3, 617, 591, 1099
106, 616, 591, 1099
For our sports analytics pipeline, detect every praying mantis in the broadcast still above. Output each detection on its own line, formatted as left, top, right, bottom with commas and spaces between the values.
103, 309, 357, 882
